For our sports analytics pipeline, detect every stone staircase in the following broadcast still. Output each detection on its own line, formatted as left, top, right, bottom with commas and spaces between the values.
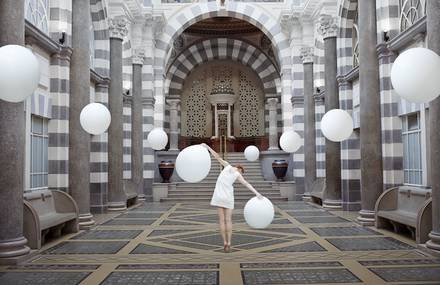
161, 152, 288, 203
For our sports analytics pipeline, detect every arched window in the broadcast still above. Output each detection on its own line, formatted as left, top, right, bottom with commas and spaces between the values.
399, 0, 426, 32
89, 14, 95, 68
25, 0, 49, 34
352, 9, 359, 67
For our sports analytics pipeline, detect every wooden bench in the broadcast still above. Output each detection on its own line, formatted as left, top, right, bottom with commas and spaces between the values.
23, 190, 79, 249
310, 178, 326, 206
375, 185, 432, 244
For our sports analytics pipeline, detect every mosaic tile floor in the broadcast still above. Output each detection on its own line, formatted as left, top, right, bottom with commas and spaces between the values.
1, 201, 440, 285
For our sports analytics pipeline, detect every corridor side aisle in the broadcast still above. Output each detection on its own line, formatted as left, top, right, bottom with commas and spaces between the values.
0, 201, 439, 285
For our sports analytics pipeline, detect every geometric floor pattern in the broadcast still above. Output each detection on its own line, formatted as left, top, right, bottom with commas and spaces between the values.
1, 201, 440, 284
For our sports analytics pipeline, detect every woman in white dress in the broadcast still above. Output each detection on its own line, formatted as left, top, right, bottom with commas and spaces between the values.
201, 143, 263, 252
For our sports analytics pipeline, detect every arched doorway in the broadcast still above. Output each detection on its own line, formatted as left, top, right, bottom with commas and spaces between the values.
179, 60, 267, 152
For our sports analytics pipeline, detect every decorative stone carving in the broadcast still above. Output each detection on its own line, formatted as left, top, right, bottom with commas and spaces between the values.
173, 35, 185, 50
318, 14, 338, 39
267, 97, 278, 109
260, 35, 272, 50
153, 15, 166, 38
108, 17, 129, 40
132, 48, 145, 65
300, 46, 314, 64
239, 71, 263, 137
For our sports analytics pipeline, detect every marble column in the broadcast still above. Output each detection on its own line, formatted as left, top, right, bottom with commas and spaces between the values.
318, 15, 342, 209
0, 0, 31, 264
301, 47, 316, 199
426, 0, 440, 252
267, 98, 279, 150
107, 17, 129, 211
357, 0, 383, 225
167, 99, 180, 151
69, 0, 94, 229
131, 49, 145, 200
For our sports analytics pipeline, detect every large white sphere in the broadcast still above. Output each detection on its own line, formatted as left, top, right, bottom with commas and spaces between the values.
244, 145, 259, 162
80, 103, 111, 135
244, 196, 275, 229
279, 131, 302, 153
391, 47, 440, 103
175, 145, 211, 183
147, 128, 168, 150
0, 45, 40, 103
321, 109, 354, 142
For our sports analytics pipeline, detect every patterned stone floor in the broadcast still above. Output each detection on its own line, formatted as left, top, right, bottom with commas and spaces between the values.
1, 201, 440, 284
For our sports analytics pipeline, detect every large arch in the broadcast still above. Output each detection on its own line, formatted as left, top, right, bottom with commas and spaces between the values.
165, 38, 281, 99
153, 2, 293, 130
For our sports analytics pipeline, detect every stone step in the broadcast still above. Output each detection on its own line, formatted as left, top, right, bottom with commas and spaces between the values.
161, 196, 288, 203
168, 192, 281, 197
167, 193, 283, 199
175, 182, 273, 187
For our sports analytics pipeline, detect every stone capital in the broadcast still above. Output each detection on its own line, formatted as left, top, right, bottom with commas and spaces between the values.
153, 15, 166, 38
132, 48, 145, 65
109, 17, 129, 40
300, 46, 314, 64
318, 14, 338, 39
291, 95, 304, 106
266, 97, 278, 109
142, 96, 155, 106
314, 92, 325, 103
166, 98, 181, 110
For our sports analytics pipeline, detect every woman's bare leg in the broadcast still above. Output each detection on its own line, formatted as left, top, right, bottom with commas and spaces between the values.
225, 208, 233, 247
217, 208, 227, 246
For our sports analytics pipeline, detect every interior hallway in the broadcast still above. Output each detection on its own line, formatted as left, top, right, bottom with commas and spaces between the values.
0, 201, 439, 285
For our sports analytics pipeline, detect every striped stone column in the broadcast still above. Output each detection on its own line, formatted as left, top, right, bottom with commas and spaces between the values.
426, 0, 440, 253
357, 0, 384, 225
301, 46, 316, 199
132, 49, 145, 200
167, 98, 180, 151
69, 0, 94, 229
318, 15, 342, 209
108, 17, 129, 211
267, 98, 279, 150
0, 0, 31, 264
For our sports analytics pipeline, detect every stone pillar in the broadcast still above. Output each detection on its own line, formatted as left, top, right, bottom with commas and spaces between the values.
166, 98, 180, 151
0, 0, 31, 264
426, 0, 440, 252
69, 0, 94, 229
132, 49, 145, 200
267, 98, 279, 150
108, 17, 129, 211
357, 0, 383, 225
301, 46, 317, 198
318, 15, 342, 209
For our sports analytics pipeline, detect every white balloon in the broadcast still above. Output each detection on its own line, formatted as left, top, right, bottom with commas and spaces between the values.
147, 128, 168, 150
279, 131, 302, 153
391, 47, 440, 103
175, 145, 211, 183
0, 45, 40, 103
321, 109, 353, 142
80, 103, 111, 135
244, 196, 274, 229
244, 145, 259, 162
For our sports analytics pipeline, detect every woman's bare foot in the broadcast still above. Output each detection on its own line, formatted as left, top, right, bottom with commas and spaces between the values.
225, 244, 231, 253
223, 244, 228, 253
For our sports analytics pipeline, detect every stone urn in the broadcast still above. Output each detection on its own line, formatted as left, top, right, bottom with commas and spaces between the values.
158, 160, 174, 183
272, 159, 288, 181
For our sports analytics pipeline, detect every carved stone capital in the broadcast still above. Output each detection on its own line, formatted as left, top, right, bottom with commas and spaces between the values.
318, 14, 338, 39
166, 98, 181, 110
145, 13, 154, 27
300, 46, 314, 64
153, 15, 166, 38
132, 48, 145, 65
109, 17, 129, 40
291, 95, 304, 106
266, 97, 278, 109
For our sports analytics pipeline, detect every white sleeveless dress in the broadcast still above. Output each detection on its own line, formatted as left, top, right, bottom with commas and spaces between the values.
210, 165, 240, 209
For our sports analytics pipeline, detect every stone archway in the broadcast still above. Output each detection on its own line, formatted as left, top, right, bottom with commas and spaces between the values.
153, 2, 292, 129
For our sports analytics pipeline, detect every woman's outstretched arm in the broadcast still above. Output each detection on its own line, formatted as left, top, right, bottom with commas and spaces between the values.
237, 174, 263, 198
200, 143, 229, 167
